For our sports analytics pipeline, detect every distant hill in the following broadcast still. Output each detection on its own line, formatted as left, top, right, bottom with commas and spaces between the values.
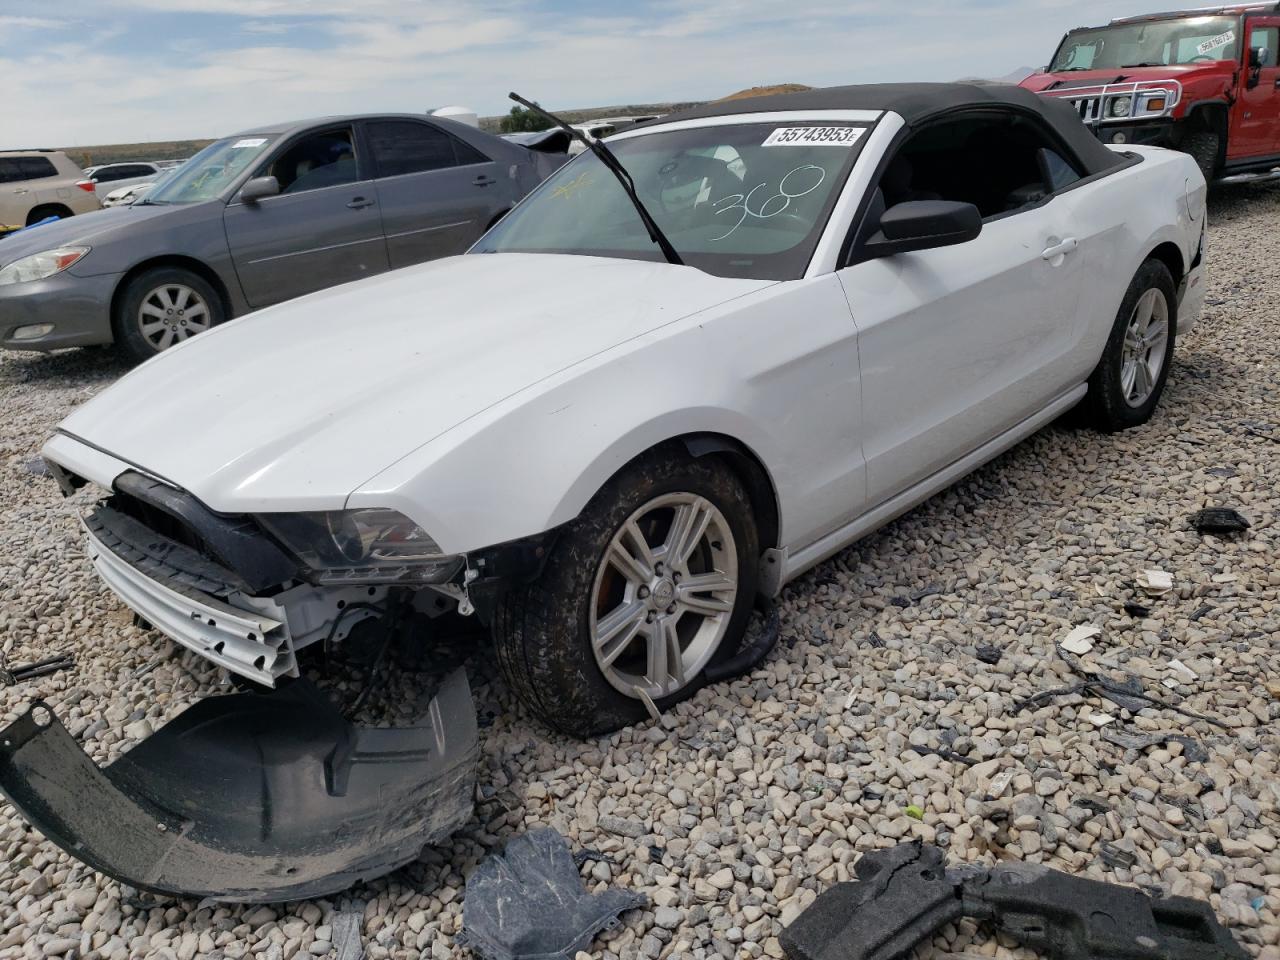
61, 139, 214, 169
717, 83, 813, 102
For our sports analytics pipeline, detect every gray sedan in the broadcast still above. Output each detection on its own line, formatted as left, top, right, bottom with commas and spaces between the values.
0, 114, 564, 360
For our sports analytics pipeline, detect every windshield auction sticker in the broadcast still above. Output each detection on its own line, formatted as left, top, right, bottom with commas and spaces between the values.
762, 126, 866, 147
1196, 31, 1235, 55
231, 138, 268, 149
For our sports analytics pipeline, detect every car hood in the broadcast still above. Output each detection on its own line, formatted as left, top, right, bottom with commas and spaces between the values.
0, 203, 194, 266
57, 253, 772, 512
1021, 63, 1234, 92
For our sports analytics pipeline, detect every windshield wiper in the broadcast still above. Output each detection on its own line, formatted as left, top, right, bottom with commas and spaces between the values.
1121, 62, 1164, 68
508, 91, 683, 267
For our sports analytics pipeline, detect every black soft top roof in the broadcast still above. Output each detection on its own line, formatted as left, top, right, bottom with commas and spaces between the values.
662, 82, 1123, 176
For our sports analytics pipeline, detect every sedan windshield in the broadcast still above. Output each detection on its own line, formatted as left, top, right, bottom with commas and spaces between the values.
1051, 16, 1240, 71
473, 121, 872, 280
144, 134, 277, 204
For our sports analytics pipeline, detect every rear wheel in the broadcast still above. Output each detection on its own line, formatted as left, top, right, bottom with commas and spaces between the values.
114, 267, 225, 362
26, 204, 72, 226
1081, 259, 1176, 432
1182, 131, 1219, 183
493, 451, 759, 737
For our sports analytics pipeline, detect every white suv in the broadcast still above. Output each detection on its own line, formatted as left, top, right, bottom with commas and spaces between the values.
0, 150, 101, 229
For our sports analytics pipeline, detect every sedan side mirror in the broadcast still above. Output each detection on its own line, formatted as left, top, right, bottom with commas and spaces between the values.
864, 200, 982, 258
239, 176, 281, 203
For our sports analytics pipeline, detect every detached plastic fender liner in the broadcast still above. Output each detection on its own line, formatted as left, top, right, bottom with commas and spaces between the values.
0, 669, 479, 903
780, 841, 1247, 960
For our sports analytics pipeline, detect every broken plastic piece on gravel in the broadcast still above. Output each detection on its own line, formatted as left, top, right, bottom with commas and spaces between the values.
0, 669, 478, 902
1102, 729, 1209, 763
331, 907, 365, 960
1099, 840, 1138, 870
1061, 625, 1100, 655
1189, 507, 1251, 535
458, 828, 647, 960
1123, 601, 1151, 618
779, 841, 1246, 960
1168, 659, 1198, 683
1137, 569, 1173, 596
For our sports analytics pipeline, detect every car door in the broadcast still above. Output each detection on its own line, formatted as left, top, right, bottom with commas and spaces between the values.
1230, 19, 1280, 161
836, 114, 1087, 507
362, 118, 508, 269
223, 125, 389, 309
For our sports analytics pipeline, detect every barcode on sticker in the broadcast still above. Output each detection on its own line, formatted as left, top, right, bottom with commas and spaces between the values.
1197, 31, 1234, 55
762, 126, 865, 147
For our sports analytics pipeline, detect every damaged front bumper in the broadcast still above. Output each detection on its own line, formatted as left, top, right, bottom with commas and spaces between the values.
0, 669, 478, 902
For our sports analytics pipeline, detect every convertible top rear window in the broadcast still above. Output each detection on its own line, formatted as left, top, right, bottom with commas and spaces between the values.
472, 121, 874, 280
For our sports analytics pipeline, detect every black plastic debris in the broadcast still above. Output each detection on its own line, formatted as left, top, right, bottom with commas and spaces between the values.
1099, 840, 1138, 870
1123, 601, 1152, 618
0, 652, 74, 686
974, 645, 1003, 665
780, 841, 1246, 960
1189, 508, 1251, 535
458, 829, 647, 960
1103, 729, 1210, 763
0, 669, 478, 902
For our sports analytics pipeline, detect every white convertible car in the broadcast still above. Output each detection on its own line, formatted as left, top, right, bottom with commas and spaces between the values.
8, 83, 1206, 899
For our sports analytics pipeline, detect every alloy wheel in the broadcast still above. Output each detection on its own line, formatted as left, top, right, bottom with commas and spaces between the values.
137, 283, 212, 351
1119, 287, 1169, 408
589, 492, 739, 700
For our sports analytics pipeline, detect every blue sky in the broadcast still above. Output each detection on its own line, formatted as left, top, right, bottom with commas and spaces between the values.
3, 1, 1182, 146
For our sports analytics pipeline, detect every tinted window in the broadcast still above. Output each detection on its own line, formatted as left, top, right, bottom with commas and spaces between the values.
367, 120, 459, 177
453, 137, 491, 166
13, 157, 58, 180
0, 158, 22, 184
267, 129, 358, 194
94, 166, 134, 183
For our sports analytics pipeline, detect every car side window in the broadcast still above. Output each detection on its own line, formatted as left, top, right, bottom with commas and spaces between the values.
94, 166, 132, 183
874, 113, 1083, 221
366, 120, 469, 177
16, 157, 57, 180
266, 128, 358, 195
0, 159, 23, 183
1252, 26, 1279, 66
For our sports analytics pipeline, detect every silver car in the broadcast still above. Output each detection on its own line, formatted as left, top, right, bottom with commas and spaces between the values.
0, 114, 564, 360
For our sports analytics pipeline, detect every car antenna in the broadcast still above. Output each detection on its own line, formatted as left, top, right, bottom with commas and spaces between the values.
508, 92, 684, 267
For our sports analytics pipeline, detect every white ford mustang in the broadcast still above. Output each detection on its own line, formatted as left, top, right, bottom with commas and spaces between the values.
42, 83, 1206, 739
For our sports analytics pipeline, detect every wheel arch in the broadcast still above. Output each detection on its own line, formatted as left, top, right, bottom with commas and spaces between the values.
109, 256, 233, 339
26, 203, 74, 225
1147, 240, 1185, 289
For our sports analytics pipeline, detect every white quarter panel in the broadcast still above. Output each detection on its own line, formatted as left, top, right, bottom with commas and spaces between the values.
351, 276, 864, 554
838, 204, 1083, 505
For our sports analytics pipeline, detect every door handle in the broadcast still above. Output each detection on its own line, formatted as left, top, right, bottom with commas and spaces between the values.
473, 175, 497, 187
346, 197, 375, 209
1042, 237, 1078, 261
13, 188, 29, 195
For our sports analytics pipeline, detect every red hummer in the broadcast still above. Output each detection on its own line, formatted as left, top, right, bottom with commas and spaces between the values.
1021, 3, 1280, 183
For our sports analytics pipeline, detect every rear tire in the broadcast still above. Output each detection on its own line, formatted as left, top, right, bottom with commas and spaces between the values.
493, 451, 760, 738
114, 267, 225, 362
26, 204, 72, 226
1081, 259, 1177, 432
1182, 132, 1219, 183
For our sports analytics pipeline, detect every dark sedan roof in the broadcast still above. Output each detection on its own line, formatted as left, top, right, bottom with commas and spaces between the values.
231, 113, 457, 137
660, 82, 1122, 176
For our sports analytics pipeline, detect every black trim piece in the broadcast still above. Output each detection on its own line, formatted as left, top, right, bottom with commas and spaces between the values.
781, 841, 1247, 960
112, 472, 298, 593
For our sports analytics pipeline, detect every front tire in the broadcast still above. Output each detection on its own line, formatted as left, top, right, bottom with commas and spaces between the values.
114, 267, 225, 362
1081, 258, 1176, 432
494, 451, 760, 738
1182, 131, 1219, 183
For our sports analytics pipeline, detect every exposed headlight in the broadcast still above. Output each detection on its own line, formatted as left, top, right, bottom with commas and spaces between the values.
1108, 95, 1133, 118
0, 247, 91, 285
258, 508, 463, 585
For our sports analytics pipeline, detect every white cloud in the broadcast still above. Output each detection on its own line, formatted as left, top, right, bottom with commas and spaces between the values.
3, 0, 1189, 147
0, 15, 68, 29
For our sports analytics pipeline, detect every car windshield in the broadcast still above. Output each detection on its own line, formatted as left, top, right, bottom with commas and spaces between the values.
1051, 15, 1241, 71
143, 134, 277, 204
472, 121, 873, 280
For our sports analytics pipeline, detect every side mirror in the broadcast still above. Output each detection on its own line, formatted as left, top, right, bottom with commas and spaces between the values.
864, 200, 982, 258
239, 176, 280, 203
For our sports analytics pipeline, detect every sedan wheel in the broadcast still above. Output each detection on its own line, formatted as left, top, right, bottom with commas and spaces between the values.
138, 283, 213, 351
115, 266, 226, 362
494, 451, 759, 738
590, 493, 738, 701
1081, 258, 1177, 432
1119, 288, 1169, 408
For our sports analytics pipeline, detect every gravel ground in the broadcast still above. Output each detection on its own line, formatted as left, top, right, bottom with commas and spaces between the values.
1, 186, 1278, 960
